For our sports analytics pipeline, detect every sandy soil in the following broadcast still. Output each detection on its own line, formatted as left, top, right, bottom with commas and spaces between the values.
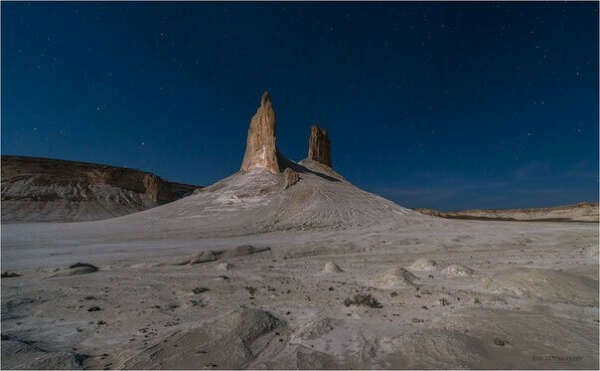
1, 163, 598, 369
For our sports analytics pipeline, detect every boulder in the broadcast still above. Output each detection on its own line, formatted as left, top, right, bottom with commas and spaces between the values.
283, 168, 300, 189
322, 261, 343, 273
442, 264, 474, 277
371, 267, 418, 289
408, 258, 438, 272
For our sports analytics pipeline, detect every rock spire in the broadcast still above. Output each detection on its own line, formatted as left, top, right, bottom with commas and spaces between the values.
240, 92, 280, 174
308, 125, 332, 167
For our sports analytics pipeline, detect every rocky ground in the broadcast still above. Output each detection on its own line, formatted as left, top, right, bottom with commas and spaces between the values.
1, 164, 598, 369
1, 93, 598, 369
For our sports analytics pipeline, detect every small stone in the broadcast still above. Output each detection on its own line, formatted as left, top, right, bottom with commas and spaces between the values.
494, 338, 508, 346
322, 261, 343, 273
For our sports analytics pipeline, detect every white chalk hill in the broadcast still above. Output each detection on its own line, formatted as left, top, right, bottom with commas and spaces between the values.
92, 93, 426, 238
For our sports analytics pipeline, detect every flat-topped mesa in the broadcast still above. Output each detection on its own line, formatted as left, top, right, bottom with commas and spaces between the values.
240, 92, 281, 174
308, 125, 332, 167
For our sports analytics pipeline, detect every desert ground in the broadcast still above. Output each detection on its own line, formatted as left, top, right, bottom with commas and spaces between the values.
2, 161, 599, 370
1, 94, 599, 369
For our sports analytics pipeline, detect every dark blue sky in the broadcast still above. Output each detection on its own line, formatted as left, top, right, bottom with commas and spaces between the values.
2, 2, 598, 211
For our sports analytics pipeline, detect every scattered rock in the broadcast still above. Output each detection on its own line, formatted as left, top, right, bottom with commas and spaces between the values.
322, 261, 343, 273
370, 267, 418, 289
215, 262, 233, 271
221, 245, 270, 258
173, 251, 218, 265
442, 264, 475, 277
1, 272, 21, 278
189, 299, 206, 307
296, 317, 340, 340
87, 306, 101, 312
51, 263, 98, 277
192, 287, 210, 294
494, 337, 509, 346
189, 251, 218, 265
69, 262, 98, 271
283, 168, 300, 189
408, 258, 438, 272
343, 294, 383, 308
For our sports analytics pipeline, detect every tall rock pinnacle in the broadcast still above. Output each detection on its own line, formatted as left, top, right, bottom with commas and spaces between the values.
308, 125, 332, 167
240, 92, 280, 174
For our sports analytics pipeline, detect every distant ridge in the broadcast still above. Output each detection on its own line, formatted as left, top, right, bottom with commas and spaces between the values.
1, 155, 200, 223
415, 202, 599, 222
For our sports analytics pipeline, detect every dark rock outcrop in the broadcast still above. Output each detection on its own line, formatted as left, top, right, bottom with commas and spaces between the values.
1, 156, 199, 222
308, 125, 331, 167
240, 92, 280, 174
143, 173, 172, 202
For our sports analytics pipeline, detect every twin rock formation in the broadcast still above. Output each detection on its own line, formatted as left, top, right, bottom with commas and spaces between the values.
240, 92, 332, 181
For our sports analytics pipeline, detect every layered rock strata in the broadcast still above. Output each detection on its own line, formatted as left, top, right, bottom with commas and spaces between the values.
308, 125, 332, 167
240, 92, 280, 174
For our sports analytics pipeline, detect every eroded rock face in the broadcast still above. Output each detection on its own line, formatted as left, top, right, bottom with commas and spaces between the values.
308, 125, 331, 167
240, 92, 280, 174
1, 156, 197, 222
143, 173, 172, 202
283, 168, 300, 189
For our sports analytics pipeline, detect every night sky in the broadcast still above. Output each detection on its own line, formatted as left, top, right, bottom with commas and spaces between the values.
2, 2, 598, 211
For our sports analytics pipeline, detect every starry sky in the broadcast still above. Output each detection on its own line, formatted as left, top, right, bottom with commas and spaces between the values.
2, 2, 598, 211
